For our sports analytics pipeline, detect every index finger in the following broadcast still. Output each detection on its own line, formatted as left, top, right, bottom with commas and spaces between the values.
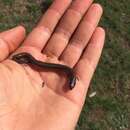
21, 0, 72, 51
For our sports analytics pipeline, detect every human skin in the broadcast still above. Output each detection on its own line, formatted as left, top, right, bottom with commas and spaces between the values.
0, 0, 105, 130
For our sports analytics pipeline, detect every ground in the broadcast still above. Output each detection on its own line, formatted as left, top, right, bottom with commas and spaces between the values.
0, 0, 130, 130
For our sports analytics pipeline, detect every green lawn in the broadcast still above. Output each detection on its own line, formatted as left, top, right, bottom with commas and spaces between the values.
0, 0, 130, 130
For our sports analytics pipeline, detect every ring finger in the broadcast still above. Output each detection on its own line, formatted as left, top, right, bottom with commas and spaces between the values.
60, 4, 103, 67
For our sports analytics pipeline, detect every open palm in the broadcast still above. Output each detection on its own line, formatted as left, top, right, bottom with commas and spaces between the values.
0, 0, 105, 130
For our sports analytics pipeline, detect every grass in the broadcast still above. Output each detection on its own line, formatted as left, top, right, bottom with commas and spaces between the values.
0, 0, 130, 130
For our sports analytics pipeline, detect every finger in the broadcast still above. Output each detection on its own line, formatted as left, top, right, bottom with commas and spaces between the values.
21, 0, 72, 51
43, 0, 93, 58
75, 27, 105, 89
60, 4, 103, 67
0, 26, 26, 61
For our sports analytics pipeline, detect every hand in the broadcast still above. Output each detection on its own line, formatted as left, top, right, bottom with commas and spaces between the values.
0, 0, 105, 130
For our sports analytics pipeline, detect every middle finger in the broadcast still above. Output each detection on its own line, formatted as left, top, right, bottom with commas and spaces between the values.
42, 0, 93, 58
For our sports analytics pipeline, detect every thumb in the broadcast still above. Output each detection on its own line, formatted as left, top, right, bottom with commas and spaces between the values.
0, 26, 26, 61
